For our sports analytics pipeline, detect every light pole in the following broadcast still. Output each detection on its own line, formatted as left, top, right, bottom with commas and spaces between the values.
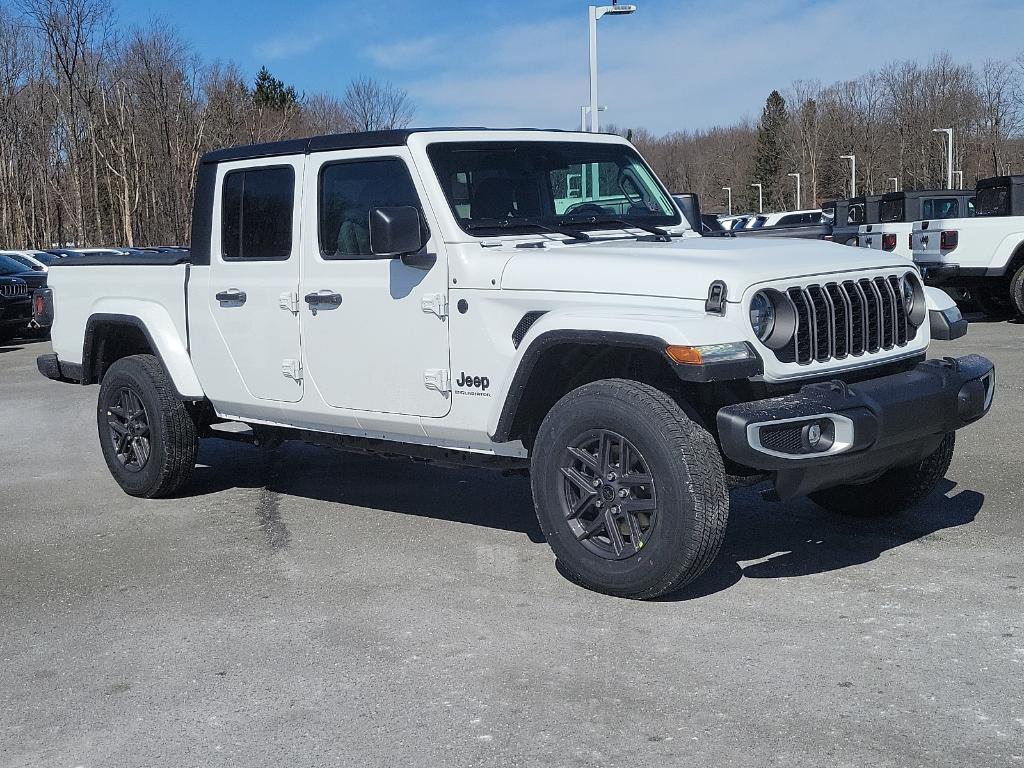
787, 173, 801, 209
953, 170, 963, 189
722, 186, 732, 216
933, 128, 953, 189
579, 105, 606, 131
588, 3, 637, 133
840, 155, 856, 197
751, 183, 763, 214
889, 177, 899, 192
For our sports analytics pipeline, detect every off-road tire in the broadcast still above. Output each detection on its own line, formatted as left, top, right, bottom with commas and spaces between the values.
809, 433, 955, 517
531, 378, 729, 599
1010, 263, 1024, 318
96, 354, 198, 498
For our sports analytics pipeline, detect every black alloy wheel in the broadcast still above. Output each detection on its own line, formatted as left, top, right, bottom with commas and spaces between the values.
560, 429, 657, 560
105, 386, 152, 471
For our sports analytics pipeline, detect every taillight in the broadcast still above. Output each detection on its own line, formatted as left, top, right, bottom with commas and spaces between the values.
940, 230, 958, 251
909, 233, 913, 251
34, 295, 45, 316
882, 233, 897, 251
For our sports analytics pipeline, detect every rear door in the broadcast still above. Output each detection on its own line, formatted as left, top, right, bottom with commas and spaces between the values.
207, 159, 304, 402
300, 148, 451, 417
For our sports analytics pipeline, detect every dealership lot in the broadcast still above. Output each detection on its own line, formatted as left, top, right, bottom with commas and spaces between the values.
1, 322, 1021, 767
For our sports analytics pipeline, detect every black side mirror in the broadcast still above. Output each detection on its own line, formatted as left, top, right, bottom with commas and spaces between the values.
369, 206, 428, 258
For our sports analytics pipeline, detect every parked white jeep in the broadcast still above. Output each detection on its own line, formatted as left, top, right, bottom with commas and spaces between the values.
912, 175, 1024, 317
860, 189, 974, 260
35, 129, 995, 599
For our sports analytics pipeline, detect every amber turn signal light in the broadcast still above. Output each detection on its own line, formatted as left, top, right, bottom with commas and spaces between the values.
665, 345, 703, 364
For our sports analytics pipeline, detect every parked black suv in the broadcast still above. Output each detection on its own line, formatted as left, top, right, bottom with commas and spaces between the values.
0, 276, 32, 343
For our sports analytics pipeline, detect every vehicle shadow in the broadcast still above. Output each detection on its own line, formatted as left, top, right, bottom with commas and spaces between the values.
661, 479, 983, 601
0, 335, 48, 350
187, 438, 983, 593
187, 438, 546, 543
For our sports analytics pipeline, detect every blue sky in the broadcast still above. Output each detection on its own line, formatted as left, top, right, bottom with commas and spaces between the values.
117, 0, 1024, 134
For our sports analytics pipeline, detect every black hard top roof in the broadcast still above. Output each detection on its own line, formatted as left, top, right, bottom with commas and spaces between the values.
880, 189, 972, 201
199, 127, 585, 165
975, 175, 1024, 189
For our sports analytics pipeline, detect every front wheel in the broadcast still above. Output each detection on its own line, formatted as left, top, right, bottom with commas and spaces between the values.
531, 379, 729, 599
96, 354, 198, 498
809, 434, 955, 517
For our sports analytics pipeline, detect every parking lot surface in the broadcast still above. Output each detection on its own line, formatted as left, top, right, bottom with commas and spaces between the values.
1, 321, 1022, 767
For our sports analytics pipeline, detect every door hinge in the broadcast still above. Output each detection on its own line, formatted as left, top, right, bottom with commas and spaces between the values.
421, 292, 448, 319
282, 359, 303, 382
423, 368, 451, 394
279, 291, 299, 314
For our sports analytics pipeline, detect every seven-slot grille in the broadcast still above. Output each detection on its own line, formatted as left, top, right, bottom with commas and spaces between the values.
774, 275, 916, 365
0, 281, 28, 298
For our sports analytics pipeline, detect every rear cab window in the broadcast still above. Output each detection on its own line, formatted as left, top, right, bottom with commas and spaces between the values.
922, 198, 960, 220
879, 199, 904, 223
975, 186, 1009, 217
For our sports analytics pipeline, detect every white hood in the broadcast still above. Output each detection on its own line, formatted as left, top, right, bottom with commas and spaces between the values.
498, 236, 913, 301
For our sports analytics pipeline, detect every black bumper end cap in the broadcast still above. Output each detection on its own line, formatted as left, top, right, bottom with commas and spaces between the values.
929, 307, 969, 340
36, 353, 81, 384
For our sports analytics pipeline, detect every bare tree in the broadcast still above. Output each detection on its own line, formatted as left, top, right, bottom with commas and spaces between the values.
341, 76, 415, 132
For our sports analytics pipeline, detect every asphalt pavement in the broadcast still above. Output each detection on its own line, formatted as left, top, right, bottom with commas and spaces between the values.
1, 321, 1021, 767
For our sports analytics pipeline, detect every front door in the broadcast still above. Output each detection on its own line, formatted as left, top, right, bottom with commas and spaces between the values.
300, 149, 451, 417
208, 159, 303, 403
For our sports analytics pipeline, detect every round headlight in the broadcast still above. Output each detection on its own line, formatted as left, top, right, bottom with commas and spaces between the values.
901, 274, 916, 316
749, 291, 776, 342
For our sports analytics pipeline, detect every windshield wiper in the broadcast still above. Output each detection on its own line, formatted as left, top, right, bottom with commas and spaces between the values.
465, 218, 591, 241
559, 214, 673, 242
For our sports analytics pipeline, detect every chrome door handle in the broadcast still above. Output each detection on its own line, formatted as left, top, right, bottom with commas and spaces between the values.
216, 289, 246, 304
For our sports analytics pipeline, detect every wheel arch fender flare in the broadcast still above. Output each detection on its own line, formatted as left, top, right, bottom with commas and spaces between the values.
486, 308, 760, 443
83, 310, 205, 399
989, 232, 1024, 274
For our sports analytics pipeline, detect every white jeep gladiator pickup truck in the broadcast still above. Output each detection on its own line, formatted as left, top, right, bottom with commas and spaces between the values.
912, 175, 1024, 318
860, 189, 974, 260
34, 128, 995, 599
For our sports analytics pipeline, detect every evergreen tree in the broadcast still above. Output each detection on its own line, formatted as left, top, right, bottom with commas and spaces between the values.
253, 66, 299, 110
749, 90, 790, 211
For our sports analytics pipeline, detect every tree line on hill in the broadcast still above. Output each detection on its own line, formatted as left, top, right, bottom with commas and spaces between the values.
621, 53, 1024, 214
3, 0, 1022, 247
0, 0, 414, 249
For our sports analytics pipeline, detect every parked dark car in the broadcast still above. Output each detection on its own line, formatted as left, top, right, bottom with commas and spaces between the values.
0, 276, 32, 343
0, 253, 47, 292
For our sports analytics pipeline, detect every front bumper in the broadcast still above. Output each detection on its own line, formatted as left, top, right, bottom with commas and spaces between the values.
717, 354, 995, 499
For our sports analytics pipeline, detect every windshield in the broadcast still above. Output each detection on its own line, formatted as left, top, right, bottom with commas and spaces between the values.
427, 141, 680, 235
0, 254, 31, 276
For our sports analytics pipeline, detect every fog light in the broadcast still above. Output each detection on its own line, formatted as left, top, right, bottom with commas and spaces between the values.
806, 423, 822, 447
801, 419, 835, 452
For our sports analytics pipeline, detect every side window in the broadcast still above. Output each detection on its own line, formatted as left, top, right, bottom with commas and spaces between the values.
221, 166, 294, 260
319, 158, 423, 259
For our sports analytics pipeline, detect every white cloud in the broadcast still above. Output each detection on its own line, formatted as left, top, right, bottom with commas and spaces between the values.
254, 28, 336, 61
381, 0, 1024, 133
365, 36, 443, 69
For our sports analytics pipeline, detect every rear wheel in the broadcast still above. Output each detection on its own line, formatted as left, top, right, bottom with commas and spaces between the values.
809, 434, 955, 517
96, 354, 198, 498
531, 379, 729, 599
1010, 263, 1024, 318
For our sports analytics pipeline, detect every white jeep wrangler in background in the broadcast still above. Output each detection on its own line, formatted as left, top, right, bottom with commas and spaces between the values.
913, 174, 1024, 318
35, 129, 995, 599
